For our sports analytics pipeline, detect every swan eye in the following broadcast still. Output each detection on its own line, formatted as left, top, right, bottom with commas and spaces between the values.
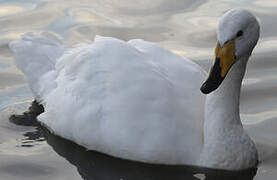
236, 30, 243, 37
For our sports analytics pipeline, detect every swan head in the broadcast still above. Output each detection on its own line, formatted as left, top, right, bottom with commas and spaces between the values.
200, 9, 260, 94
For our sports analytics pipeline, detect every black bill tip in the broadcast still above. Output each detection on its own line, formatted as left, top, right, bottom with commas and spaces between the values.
200, 82, 217, 94
200, 57, 224, 94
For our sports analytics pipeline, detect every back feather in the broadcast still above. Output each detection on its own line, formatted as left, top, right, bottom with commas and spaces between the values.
9, 33, 66, 101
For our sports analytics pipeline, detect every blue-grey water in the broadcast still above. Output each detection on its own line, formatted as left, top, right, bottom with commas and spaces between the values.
1, 0, 277, 179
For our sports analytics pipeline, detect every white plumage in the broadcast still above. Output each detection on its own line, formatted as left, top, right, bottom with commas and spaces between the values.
10, 34, 206, 164
10, 9, 260, 170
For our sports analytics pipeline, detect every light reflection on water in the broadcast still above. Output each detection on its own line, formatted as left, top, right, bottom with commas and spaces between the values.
0, 0, 277, 179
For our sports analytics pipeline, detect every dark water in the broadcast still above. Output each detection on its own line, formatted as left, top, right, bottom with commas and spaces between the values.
5, 102, 257, 180
1, 0, 277, 179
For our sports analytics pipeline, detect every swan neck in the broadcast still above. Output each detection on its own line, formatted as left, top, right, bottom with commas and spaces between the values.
205, 56, 249, 127
199, 55, 258, 169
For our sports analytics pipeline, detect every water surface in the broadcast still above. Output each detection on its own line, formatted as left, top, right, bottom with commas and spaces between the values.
1, 0, 277, 179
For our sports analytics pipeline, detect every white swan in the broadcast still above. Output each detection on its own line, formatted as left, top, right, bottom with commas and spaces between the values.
9, 9, 260, 170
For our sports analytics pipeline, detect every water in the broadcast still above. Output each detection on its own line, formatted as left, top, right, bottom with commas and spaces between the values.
0, 0, 277, 179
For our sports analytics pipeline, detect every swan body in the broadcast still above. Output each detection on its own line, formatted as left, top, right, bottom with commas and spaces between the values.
11, 34, 206, 165
10, 9, 260, 170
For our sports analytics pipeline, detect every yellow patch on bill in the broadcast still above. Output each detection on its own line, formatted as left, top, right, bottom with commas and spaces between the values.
214, 40, 236, 77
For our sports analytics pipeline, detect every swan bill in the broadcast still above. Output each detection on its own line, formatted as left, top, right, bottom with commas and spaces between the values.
200, 40, 236, 94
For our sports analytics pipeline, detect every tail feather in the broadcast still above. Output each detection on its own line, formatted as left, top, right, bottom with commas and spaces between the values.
9, 33, 66, 101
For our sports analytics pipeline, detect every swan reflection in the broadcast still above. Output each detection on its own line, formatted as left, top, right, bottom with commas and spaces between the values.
11, 102, 257, 180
